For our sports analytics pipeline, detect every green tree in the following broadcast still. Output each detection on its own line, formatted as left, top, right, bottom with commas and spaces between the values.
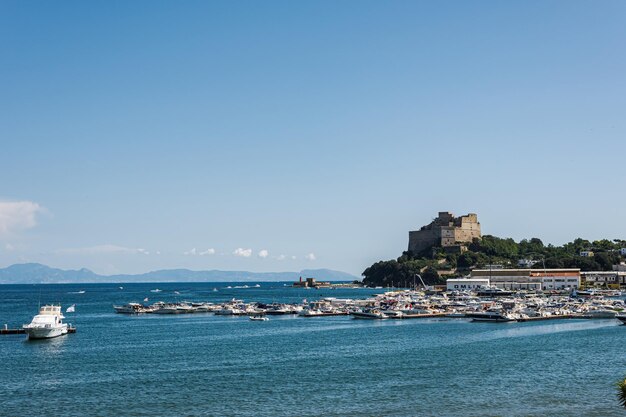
618, 378, 626, 409
421, 267, 441, 285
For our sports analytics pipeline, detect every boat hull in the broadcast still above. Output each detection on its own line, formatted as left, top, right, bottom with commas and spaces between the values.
24, 325, 68, 339
351, 312, 387, 319
466, 313, 513, 322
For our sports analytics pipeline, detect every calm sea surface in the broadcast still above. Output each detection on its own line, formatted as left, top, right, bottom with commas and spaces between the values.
1, 282, 625, 416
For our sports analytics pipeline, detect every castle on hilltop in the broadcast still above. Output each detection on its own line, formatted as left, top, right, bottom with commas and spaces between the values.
408, 212, 481, 255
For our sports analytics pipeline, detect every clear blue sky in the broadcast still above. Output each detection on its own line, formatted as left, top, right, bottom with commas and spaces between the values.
1, 1, 625, 275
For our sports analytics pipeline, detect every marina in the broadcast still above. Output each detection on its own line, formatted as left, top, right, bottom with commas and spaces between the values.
109, 287, 626, 325
2, 282, 626, 416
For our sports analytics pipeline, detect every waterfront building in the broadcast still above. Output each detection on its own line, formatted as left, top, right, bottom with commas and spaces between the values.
471, 268, 580, 290
581, 271, 626, 288
292, 277, 331, 288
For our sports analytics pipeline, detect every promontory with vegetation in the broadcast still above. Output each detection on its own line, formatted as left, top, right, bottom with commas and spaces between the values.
362, 211, 626, 287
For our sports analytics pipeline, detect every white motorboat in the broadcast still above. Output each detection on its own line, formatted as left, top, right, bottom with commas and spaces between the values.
215, 307, 245, 315
265, 305, 293, 315
153, 304, 180, 314
249, 315, 269, 321
23, 305, 69, 339
584, 309, 617, 319
466, 309, 514, 322
351, 309, 388, 319
299, 309, 324, 317
113, 302, 146, 314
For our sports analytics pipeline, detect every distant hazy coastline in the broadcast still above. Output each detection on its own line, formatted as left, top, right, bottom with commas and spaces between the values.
0, 263, 359, 284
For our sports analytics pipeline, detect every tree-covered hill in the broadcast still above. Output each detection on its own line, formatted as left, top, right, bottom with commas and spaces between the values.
362, 236, 626, 287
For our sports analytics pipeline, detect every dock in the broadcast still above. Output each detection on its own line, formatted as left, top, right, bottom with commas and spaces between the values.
516, 315, 579, 322
1, 327, 76, 335
392, 312, 448, 319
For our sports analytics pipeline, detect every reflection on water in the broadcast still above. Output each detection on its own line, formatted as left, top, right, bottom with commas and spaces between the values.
24, 333, 68, 356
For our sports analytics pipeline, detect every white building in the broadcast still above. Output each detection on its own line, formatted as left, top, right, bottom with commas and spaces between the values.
539, 276, 580, 290
582, 271, 626, 286
580, 251, 594, 257
471, 268, 580, 291
446, 278, 490, 291
620, 248, 626, 256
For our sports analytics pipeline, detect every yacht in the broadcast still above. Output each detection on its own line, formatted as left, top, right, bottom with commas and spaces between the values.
113, 302, 146, 314
153, 304, 180, 314
584, 309, 617, 319
215, 306, 245, 315
299, 309, 324, 317
466, 309, 514, 322
351, 309, 388, 319
23, 305, 69, 339
249, 315, 269, 321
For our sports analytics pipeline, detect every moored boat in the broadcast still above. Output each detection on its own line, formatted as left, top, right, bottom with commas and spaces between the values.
466, 309, 514, 322
351, 309, 388, 319
23, 305, 69, 339
584, 309, 617, 319
113, 303, 147, 314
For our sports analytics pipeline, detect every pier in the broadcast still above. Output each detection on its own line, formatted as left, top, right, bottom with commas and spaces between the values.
1, 326, 76, 335
391, 312, 448, 319
515, 315, 580, 322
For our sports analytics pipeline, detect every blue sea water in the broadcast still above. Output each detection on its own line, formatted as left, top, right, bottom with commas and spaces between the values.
1, 282, 625, 416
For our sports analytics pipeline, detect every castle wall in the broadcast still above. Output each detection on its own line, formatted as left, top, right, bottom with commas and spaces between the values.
408, 229, 439, 254
408, 212, 481, 254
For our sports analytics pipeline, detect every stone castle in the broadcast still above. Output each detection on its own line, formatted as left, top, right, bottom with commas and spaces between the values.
408, 212, 481, 254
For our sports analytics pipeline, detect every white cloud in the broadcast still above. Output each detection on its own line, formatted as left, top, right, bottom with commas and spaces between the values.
258, 249, 269, 258
185, 248, 215, 256
275, 254, 286, 261
291, 255, 297, 260
233, 248, 252, 257
305, 253, 316, 261
0, 200, 43, 238
56, 244, 148, 255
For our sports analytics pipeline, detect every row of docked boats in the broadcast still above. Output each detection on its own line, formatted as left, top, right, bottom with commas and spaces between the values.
343, 289, 626, 322
114, 299, 305, 316
112, 288, 626, 325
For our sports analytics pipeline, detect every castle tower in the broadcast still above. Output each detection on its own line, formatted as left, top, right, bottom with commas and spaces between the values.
408, 212, 481, 255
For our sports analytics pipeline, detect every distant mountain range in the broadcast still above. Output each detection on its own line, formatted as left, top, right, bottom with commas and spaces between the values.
0, 263, 360, 284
